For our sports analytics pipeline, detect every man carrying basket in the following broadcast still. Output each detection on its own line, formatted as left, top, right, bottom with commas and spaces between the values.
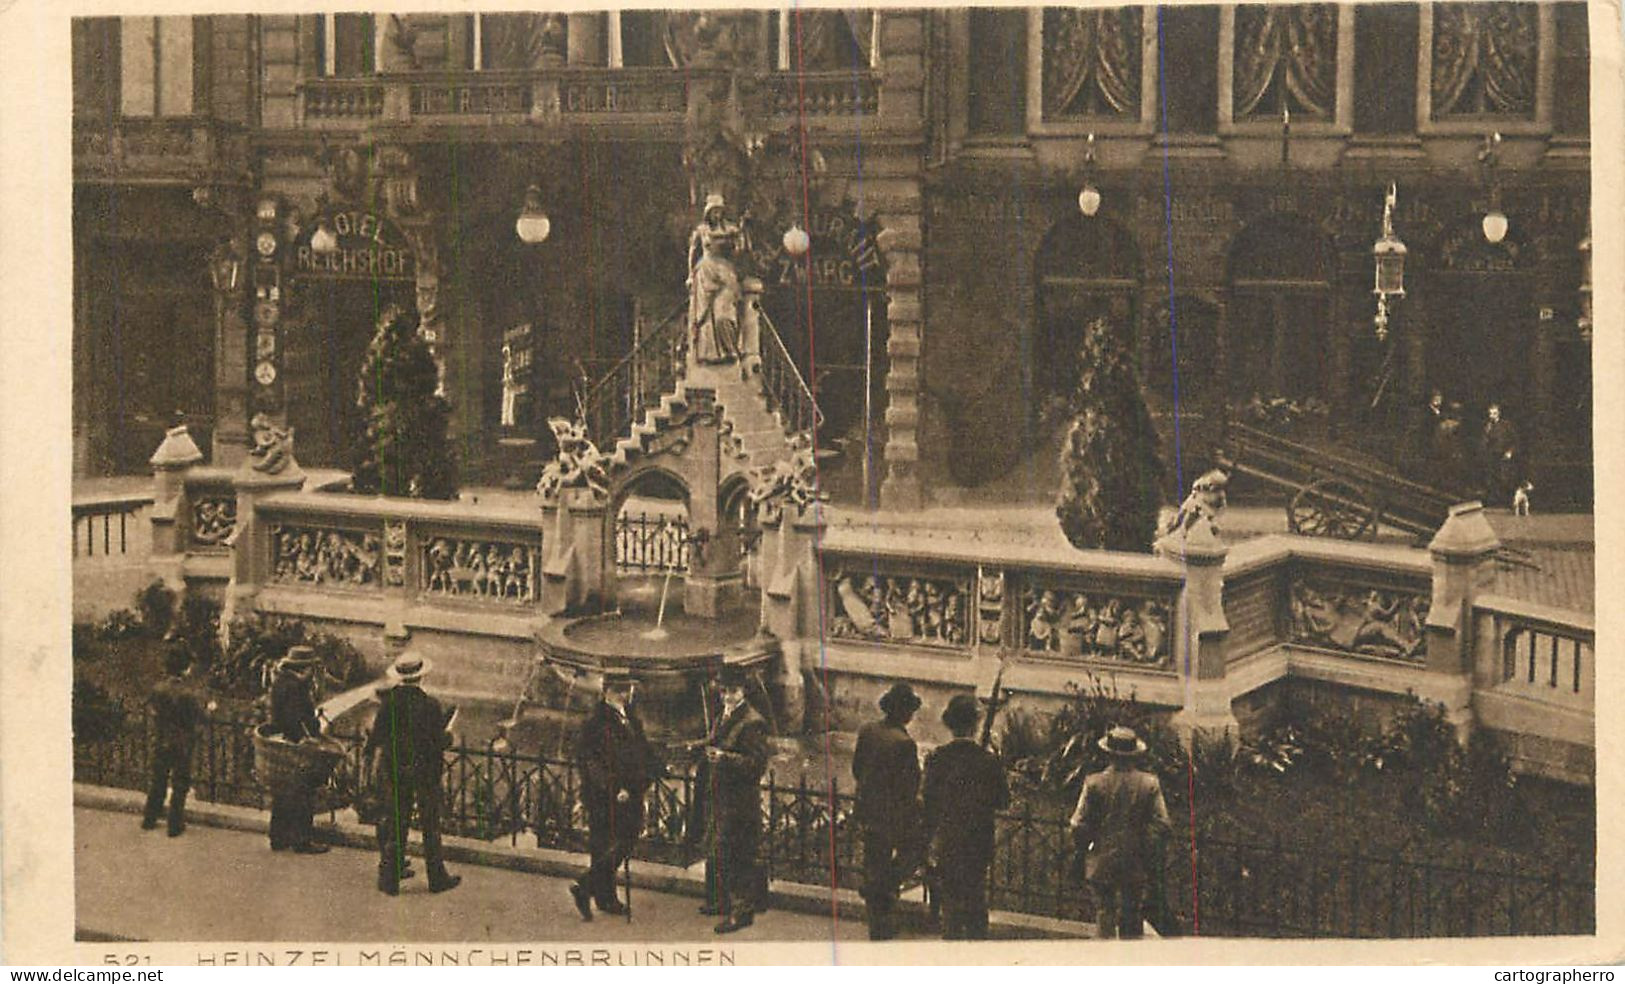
267, 646, 329, 854
367, 653, 461, 896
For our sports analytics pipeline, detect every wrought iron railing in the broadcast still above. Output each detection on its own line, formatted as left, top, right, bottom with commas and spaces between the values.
583, 301, 688, 450
766, 70, 881, 118
75, 704, 1593, 936
757, 309, 825, 437
615, 512, 691, 574
72, 495, 152, 560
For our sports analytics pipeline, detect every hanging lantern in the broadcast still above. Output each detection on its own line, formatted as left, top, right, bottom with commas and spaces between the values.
1372, 182, 1406, 299
1478, 132, 1507, 244
1481, 209, 1509, 245
782, 223, 810, 258
1077, 184, 1102, 217
515, 185, 551, 245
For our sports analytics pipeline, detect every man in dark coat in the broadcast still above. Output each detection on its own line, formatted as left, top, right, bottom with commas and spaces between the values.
1070, 726, 1171, 939
570, 671, 659, 920
853, 682, 923, 941
921, 694, 1009, 940
700, 663, 771, 934
267, 645, 328, 854
1482, 403, 1520, 506
142, 639, 203, 837
367, 653, 460, 895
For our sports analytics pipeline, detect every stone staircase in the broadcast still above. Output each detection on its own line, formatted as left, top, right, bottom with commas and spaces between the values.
600, 357, 806, 476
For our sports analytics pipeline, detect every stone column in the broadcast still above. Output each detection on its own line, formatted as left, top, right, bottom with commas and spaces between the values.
211, 239, 251, 467
759, 502, 824, 719
540, 485, 610, 616
874, 9, 927, 512
1156, 521, 1238, 742
1424, 500, 1500, 738
148, 425, 206, 594
219, 440, 307, 648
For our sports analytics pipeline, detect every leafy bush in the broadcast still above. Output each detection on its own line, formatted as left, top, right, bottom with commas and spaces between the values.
996, 707, 1051, 770
96, 608, 145, 641
1188, 728, 1239, 800
172, 594, 223, 672
1032, 674, 1185, 800
216, 613, 371, 698
133, 580, 177, 638
350, 306, 458, 499
73, 621, 107, 664
72, 676, 127, 744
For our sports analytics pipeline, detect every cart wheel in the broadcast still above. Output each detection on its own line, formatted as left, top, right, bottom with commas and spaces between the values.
1288, 480, 1377, 540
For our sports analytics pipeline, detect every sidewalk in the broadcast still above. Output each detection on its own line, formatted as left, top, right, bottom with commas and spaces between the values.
73, 790, 1087, 944
73, 805, 866, 944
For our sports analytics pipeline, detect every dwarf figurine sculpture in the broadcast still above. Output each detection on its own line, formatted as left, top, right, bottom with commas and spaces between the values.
536, 417, 611, 502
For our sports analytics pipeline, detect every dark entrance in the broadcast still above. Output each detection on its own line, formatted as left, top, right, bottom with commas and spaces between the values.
284, 281, 412, 469
1227, 215, 1333, 405
1423, 223, 1536, 426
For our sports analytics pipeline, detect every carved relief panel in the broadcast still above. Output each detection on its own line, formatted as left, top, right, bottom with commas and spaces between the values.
827, 565, 972, 650
271, 524, 382, 588
1020, 578, 1174, 668
1287, 574, 1429, 663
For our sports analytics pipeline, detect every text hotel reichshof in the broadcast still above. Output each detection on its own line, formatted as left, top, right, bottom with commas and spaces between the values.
187, 948, 735, 967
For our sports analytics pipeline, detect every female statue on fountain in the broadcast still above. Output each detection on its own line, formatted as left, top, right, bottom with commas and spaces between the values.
687, 193, 748, 364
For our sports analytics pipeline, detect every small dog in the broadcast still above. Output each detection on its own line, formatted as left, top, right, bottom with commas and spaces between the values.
1512, 481, 1534, 517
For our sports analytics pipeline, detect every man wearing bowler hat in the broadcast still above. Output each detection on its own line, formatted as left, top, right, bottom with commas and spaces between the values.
267, 645, 328, 854
699, 663, 771, 934
570, 670, 659, 921
1069, 726, 1170, 939
367, 652, 460, 895
853, 682, 924, 941
922, 694, 1009, 939
142, 636, 203, 837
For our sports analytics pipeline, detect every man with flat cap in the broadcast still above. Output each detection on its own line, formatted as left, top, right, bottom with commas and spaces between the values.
922, 694, 1010, 939
853, 682, 923, 941
142, 636, 203, 837
570, 670, 659, 921
1070, 726, 1171, 939
367, 652, 461, 895
267, 645, 328, 854
698, 663, 771, 934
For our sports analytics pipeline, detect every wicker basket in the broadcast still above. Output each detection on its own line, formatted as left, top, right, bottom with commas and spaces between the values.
252, 724, 346, 795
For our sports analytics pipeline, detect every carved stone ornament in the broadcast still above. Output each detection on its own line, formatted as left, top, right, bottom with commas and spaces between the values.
746, 433, 822, 522
1022, 586, 1172, 668
829, 570, 971, 649
190, 496, 238, 548
271, 526, 381, 588
536, 417, 611, 504
383, 520, 408, 587
247, 413, 295, 475
422, 537, 537, 603
1160, 468, 1230, 540
1288, 577, 1429, 663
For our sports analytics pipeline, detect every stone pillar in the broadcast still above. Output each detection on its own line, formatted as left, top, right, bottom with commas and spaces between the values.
682, 389, 742, 617
1156, 521, 1238, 742
1424, 500, 1500, 737
211, 240, 251, 467
759, 503, 824, 715
566, 13, 603, 66
540, 486, 610, 616
219, 440, 307, 647
874, 9, 927, 512
148, 425, 206, 594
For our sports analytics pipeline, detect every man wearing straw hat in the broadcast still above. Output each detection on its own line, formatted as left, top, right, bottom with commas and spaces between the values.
267, 645, 328, 854
1069, 726, 1171, 939
367, 652, 461, 895
921, 694, 1009, 940
570, 670, 659, 921
853, 682, 924, 941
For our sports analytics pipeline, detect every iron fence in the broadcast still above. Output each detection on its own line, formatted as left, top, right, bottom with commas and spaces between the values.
614, 512, 690, 574
75, 704, 1592, 937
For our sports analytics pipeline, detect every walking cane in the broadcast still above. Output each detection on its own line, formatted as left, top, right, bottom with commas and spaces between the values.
624, 852, 634, 923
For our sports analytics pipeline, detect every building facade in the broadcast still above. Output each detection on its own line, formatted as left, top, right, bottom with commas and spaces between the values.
72, 5, 1593, 509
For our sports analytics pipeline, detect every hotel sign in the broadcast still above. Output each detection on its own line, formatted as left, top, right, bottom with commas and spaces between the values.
296, 209, 416, 282
753, 205, 883, 292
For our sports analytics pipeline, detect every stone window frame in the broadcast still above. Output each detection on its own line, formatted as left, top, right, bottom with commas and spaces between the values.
1417, 2, 1556, 135
1216, 5, 1356, 137
1024, 7, 1161, 137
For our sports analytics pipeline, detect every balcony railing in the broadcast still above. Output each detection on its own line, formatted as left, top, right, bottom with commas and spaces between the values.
296, 68, 881, 129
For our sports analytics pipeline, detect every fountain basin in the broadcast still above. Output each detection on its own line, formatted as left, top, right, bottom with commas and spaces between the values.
537, 607, 777, 742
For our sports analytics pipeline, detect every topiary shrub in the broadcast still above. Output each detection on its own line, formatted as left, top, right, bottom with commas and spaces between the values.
350, 305, 458, 499
1055, 317, 1166, 552
133, 580, 177, 638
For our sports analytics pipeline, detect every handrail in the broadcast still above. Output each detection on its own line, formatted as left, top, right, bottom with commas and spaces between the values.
582, 300, 688, 448
756, 308, 825, 435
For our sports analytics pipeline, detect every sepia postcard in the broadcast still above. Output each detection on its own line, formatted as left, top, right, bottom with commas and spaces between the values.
1, 0, 1621, 967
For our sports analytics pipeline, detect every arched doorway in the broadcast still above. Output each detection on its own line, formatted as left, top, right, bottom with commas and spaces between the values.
1422, 218, 1537, 426
1226, 215, 1333, 405
612, 468, 691, 614
285, 207, 418, 469
1035, 214, 1142, 406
